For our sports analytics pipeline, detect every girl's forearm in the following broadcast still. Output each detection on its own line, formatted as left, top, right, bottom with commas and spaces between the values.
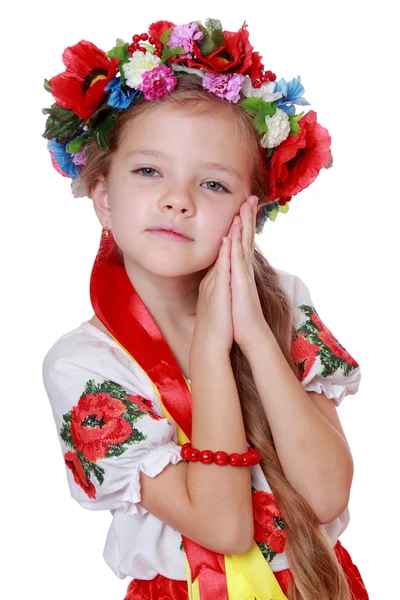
188, 348, 254, 552
243, 326, 353, 524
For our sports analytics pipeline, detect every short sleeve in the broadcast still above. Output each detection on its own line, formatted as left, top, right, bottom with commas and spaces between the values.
290, 275, 361, 406
42, 348, 183, 516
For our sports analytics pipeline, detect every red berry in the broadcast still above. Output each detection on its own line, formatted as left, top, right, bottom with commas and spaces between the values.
155, 42, 163, 50
260, 74, 268, 83
139, 47, 146, 54
133, 34, 141, 42
149, 35, 156, 44
265, 70, 273, 78
269, 73, 276, 81
140, 33, 148, 41
154, 50, 162, 57
253, 79, 261, 89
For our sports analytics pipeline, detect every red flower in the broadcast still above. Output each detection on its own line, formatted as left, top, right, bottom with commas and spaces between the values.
310, 313, 359, 367
70, 392, 132, 462
291, 331, 320, 381
48, 40, 120, 120
168, 21, 263, 81
64, 451, 96, 499
252, 490, 286, 553
148, 20, 176, 44
268, 110, 331, 201
126, 394, 163, 421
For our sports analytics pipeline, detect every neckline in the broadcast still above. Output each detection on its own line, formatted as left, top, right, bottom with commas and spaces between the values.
79, 320, 191, 383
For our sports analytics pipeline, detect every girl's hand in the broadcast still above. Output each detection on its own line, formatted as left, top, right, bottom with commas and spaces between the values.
190, 234, 233, 360
228, 196, 266, 354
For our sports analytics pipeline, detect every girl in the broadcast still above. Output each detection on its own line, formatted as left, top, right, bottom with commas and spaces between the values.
42, 18, 369, 600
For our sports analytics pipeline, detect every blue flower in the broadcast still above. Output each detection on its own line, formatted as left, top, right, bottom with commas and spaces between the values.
105, 77, 142, 110
47, 139, 80, 179
274, 76, 310, 115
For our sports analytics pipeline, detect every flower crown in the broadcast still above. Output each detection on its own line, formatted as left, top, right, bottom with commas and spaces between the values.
42, 18, 333, 233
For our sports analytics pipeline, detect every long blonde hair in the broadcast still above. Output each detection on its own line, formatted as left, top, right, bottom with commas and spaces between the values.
80, 74, 351, 600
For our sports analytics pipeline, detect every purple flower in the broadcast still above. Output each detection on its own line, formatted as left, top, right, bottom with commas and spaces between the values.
71, 145, 88, 166
167, 23, 203, 58
202, 72, 245, 103
137, 65, 178, 101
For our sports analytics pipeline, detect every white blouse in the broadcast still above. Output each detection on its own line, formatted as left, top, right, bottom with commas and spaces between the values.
42, 269, 361, 581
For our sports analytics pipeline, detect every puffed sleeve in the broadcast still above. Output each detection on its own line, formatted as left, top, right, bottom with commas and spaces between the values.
290, 275, 361, 406
42, 347, 183, 516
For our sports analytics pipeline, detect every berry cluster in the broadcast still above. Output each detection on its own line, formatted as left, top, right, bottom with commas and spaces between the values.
128, 32, 163, 57
252, 69, 277, 88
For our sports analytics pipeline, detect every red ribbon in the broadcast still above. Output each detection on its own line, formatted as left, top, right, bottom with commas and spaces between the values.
90, 233, 230, 599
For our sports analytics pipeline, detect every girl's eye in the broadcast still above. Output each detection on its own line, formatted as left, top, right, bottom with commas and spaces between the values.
202, 181, 228, 193
135, 167, 159, 177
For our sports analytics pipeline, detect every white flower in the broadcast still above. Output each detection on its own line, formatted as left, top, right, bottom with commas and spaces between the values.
241, 75, 283, 103
260, 108, 291, 149
71, 176, 88, 198
122, 51, 161, 89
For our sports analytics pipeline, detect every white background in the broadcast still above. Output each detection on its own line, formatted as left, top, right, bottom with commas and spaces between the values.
1, 1, 398, 598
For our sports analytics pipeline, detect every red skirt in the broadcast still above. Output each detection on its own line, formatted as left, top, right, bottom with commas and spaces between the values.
124, 539, 369, 600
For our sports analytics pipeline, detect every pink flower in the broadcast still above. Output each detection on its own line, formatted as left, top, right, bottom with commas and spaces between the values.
137, 65, 178, 101
167, 23, 204, 58
202, 72, 245, 103
71, 145, 87, 166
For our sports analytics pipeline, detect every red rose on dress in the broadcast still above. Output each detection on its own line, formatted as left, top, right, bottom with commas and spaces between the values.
49, 40, 120, 120
291, 331, 320, 381
168, 21, 263, 81
64, 451, 96, 499
70, 392, 132, 462
310, 313, 359, 367
268, 110, 331, 201
252, 490, 286, 553
148, 20, 176, 44
126, 394, 163, 420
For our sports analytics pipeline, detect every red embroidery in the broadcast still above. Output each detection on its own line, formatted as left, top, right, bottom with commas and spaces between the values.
252, 490, 286, 557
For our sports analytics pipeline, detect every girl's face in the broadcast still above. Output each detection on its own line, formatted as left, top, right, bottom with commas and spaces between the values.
93, 103, 253, 278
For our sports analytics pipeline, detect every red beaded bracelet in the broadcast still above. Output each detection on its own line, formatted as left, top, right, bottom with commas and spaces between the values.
180, 443, 261, 466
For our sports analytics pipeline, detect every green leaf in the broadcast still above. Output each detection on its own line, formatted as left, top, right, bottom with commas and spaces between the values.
42, 104, 84, 141
66, 135, 89, 154
267, 208, 278, 221
289, 111, 304, 136
199, 18, 224, 57
160, 26, 174, 45
107, 40, 129, 62
161, 46, 186, 63
44, 79, 52, 93
325, 148, 334, 168
240, 98, 276, 135
278, 203, 290, 214
92, 109, 118, 149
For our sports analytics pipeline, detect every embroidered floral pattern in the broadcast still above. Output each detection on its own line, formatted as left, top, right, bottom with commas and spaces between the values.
291, 304, 359, 381
60, 379, 162, 498
252, 487, 286, 562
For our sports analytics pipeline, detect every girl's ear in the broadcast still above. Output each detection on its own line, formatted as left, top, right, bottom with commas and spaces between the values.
91, 176, 110, 227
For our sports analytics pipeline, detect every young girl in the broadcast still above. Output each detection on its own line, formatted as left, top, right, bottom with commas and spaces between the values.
41, 18, 369, 600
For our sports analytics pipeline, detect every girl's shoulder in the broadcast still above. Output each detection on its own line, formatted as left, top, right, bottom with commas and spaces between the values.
42, 319, 158, 405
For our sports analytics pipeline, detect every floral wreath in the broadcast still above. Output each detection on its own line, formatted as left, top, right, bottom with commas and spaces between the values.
42, 18, 333, 233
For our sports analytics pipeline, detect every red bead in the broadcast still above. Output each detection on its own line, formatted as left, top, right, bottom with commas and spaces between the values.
270, 73, 276, 81
199, 450, 214, 464
181, 443, 191, 460
214, 451, 229, 465
149, 35, 156, 44
248, 447, 261, 465
133, 34, 141, 42
253, 79, 261, 89
260, 74, 269, 83
228, 453, 243, 466
154, 50, 162, 57
188, 447, 200, 461
240, 452, 253, 466
140, 33, 148, 41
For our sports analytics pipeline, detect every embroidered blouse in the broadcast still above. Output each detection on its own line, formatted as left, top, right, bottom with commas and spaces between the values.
42, 269, 361, 581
